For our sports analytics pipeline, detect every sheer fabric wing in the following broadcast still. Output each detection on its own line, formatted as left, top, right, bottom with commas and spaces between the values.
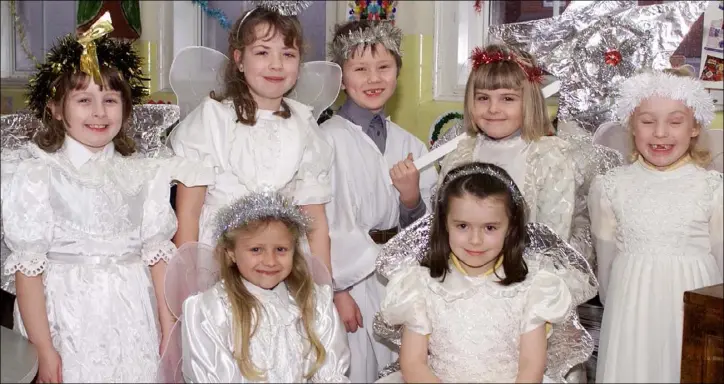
704, 129, 723, 172
592, 121, 632, 164
169, 46, 229, 120
287, 61, 342, 121
159, 242, 220, 383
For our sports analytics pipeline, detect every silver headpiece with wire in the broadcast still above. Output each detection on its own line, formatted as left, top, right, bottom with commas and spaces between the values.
328, 21, 403, 65
213, 190, 311, 242
438, 162, 526, 207
239, 0, 312, 28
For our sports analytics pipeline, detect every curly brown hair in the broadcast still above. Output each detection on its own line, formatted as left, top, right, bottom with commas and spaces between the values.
34, 66, 136, 156
212, 8, 304, 126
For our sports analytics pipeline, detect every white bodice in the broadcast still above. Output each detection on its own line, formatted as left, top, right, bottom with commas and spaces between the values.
181, 281, 350, 383
168, 97, 333, 245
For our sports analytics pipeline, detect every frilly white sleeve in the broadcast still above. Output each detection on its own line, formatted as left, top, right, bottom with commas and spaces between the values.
166, 156, 216, 188
537, 140, 576, 241
708, 172, 723, 278
1, 160, 53, 280
521, 258, 574, 335
587, 174, 618, 304
167, 97, 224, 169
311, 284, 351, 383
380, 266, 432, 336
181, 291, 245, 383
293, 118, 334, 206
140, 164, 179, 266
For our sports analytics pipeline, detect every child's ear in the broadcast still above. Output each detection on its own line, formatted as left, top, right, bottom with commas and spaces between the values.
690, 122, 701, 138
225, 250, 236, 266
233, 49, 243, 71
48, 102, 62, 121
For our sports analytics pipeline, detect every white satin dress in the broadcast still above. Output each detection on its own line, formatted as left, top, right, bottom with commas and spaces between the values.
181, 281, 351, 383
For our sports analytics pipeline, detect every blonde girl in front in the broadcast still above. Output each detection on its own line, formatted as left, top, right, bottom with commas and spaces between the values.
590, 70, 723, 383
440, 43, 575, 241
180, 191, 350, 382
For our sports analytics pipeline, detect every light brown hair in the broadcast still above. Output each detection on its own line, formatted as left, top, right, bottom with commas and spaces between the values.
215, 219, 325, 380
213, 8, 304, 126
627, 68, 711, 167
34, 67, 136, 155
463, 44, 553, 142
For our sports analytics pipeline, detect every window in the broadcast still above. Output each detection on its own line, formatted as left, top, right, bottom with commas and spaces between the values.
432, 0, 707, 102
1, 1, 77, 81
433, 0, 570, 102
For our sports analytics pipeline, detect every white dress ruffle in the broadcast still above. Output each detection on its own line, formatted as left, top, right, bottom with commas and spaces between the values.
1, 138, 213, 382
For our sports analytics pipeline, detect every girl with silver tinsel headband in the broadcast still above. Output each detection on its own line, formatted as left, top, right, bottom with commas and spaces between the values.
373, 162, 598, 383
590, 70, 723, 383
159, 190, 350, 383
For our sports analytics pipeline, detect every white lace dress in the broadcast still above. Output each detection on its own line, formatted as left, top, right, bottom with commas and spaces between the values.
589, 160, 723, 383
181, 281, 350, 383
168, 97, 333, 246
378, 258, 585, 383
1, 137, 212, 382
440, 133, 576, 240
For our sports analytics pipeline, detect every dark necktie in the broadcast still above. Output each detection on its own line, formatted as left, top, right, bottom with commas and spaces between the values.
367, 114, 386, 153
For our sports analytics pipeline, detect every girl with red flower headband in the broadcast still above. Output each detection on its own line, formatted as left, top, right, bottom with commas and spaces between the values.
439, 43, 576, 242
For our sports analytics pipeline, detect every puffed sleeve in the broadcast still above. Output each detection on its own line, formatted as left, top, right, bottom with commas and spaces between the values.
708, 172, 723, 278
379, 266, 432, 336
311, 284, 351, 383
587, 174, 618, 304
181, 290, 245, 383
521, 258, 574, 335
293, 118, 334, 206
1, 160, 53, 284
537, 140, 576, 241
140, 163, 178, 265
167, 97, 225, 169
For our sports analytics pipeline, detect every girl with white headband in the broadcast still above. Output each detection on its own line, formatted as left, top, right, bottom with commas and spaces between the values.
590, 70, 723, 383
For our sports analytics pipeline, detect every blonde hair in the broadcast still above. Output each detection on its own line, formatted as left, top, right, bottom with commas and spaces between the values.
215, 219, 325, 380
627, 68, 711, 167
463, 44, 553, 142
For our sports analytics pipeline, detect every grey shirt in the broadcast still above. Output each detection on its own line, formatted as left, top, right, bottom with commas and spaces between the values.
336, 99, 426, 228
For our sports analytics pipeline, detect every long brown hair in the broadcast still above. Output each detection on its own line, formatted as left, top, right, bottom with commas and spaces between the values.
34, 67, 136, 155
215, 219, 325, 380
463, 44, 553, 142
213, 8, 304, 126
422, 162, 529, 285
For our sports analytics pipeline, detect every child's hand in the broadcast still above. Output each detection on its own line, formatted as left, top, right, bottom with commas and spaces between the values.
333, 290, 363, 333
390, 153, 421, 208
36, 346, 62, 383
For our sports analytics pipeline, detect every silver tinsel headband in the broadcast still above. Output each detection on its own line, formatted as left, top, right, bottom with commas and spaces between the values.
328, 21, 403, 65
237, 1, 311, 36
213, 191, 310, 241
616, 71, 715, 128
438, 162, 526, 208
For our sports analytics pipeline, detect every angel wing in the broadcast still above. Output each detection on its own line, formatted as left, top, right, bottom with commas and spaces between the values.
169, 46, 342, 121
704, 129, 723, 172
592, 121, 632, 164
159, 242, 221, 383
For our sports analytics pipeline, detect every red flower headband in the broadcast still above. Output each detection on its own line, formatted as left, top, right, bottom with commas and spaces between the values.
469, 47, 544, 84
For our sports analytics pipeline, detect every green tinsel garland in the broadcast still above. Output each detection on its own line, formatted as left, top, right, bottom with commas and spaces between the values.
27, 35, 149, 119
429, 111, 463, 146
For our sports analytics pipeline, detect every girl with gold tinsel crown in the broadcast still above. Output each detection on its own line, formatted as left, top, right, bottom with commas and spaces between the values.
0, 13, 213, 382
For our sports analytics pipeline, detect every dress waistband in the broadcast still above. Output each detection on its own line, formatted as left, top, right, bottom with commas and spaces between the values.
47, 252, 142, 265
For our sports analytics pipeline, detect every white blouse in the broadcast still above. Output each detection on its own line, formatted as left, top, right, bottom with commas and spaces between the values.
181, 281, 351, 383
168, 97, 334, 245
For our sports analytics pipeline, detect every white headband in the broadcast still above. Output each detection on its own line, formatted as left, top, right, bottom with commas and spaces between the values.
616, 72, 715, 128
